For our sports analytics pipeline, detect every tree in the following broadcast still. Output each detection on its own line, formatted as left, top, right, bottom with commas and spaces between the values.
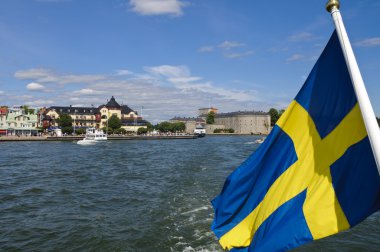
57, 114, 72, 128
156, 121, 172, 132
21, 105, 35, 115
76, 128, 86, 135
146, 122, 154, 132
269, 108, 279, 126
114, 128, 127, 135
137, 127, 148, 135
377, 117, 380, 127
62, 126, 73, 134
108, 115, 122, 130
172, 122, 185, 132
206, 111, 215, 124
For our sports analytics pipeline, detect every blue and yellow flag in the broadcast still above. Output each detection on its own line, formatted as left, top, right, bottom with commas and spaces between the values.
211, 31, 380, 251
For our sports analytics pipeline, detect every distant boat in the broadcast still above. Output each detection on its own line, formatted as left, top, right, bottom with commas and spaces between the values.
84, 127, 107, 141
77, 128, 107, 145
194, 125, 206, 138
254, 137, 265, 144
77, 138, 97, 145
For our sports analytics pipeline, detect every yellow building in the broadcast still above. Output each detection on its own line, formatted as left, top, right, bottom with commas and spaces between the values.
99, 96, 148, 132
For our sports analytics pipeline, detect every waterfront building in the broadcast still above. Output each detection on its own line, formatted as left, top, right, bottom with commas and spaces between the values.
214, 111, 270, 134
0, 107, 8, 135
44, 106, 100, 129
198, 107, 218, 118
0, 107, 39, 136
43, 96, 148, 132
99, 96, 148, 132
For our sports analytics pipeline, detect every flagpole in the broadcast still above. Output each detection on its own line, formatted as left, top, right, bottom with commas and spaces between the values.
326, 0, 380, 175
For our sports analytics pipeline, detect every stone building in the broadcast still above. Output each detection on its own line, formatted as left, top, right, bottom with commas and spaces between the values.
215, 111, 270, 134
198, 107, 218, 118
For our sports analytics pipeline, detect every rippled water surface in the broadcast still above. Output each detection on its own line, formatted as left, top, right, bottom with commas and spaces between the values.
0, 136, 379, 251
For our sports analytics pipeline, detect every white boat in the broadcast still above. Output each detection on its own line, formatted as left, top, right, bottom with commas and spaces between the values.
194, 125, 206, 137
77, 128, 107, 145
255, 137, 266, 144
77, 138, 97, 145
84, 127, 107, 141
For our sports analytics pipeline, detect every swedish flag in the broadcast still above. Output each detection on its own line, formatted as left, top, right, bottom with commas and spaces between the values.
211, 31, 380, 251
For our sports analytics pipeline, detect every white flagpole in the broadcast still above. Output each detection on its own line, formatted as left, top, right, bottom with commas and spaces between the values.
326, 0, 380, 175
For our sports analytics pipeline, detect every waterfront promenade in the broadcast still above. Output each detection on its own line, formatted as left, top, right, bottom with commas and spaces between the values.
0, 134, 197, 141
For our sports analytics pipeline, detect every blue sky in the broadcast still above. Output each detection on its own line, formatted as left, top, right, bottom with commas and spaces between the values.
0, 0, 379, 123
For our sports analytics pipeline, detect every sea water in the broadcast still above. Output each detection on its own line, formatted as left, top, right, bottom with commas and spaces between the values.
0, 136, 379, 251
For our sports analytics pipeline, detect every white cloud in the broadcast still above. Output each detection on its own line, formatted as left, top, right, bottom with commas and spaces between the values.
354, 37, 380, 47
115, 69, 133, 76
15, 68, 106, 84
198, 46, 214, 53
218, 41, 245, 50
72, 88, 105, 95
288, 32, 318, 42
26, 82, 45, 91
26, 99, 55, 106
145, 65, 191, 78
199, 41, 252, 59
130, 0, 187, 16
224, 50, 254, 59
9, 65, 267, 123
286, 54, 305, 62
0, 90, 4, 95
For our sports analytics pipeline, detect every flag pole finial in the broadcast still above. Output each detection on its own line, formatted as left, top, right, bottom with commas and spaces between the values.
326, 0, 340, 12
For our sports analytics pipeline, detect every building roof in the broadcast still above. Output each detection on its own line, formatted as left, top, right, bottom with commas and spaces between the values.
121, 105, 135, 115
105, 96, 121, 109
48, 106, 99, 115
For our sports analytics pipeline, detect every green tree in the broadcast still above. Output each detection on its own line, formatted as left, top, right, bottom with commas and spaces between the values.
172, 122, 185, 132
76, 128, 86, 135
146, 122, 154, 132
269, 108, 279, 126
156, 121, 173, 132
114, 128, 127, 135
206, 111, 215, 124
21, 105, 35, 115
62, 126, 73, 134
57, 114, 73, 128
108, 115, 122, 130
137, 127, 148, 135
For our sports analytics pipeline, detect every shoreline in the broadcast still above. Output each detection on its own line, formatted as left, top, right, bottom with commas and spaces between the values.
0, 134, 266, 142
0, 135, 198, 141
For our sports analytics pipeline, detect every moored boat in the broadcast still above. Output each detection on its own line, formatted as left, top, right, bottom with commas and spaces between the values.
84, 127, 107, 141
194, 125, 206, 137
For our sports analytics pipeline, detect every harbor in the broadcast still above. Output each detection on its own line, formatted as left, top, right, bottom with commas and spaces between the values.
1, 136, 379, 251
0, 134, 198, 141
